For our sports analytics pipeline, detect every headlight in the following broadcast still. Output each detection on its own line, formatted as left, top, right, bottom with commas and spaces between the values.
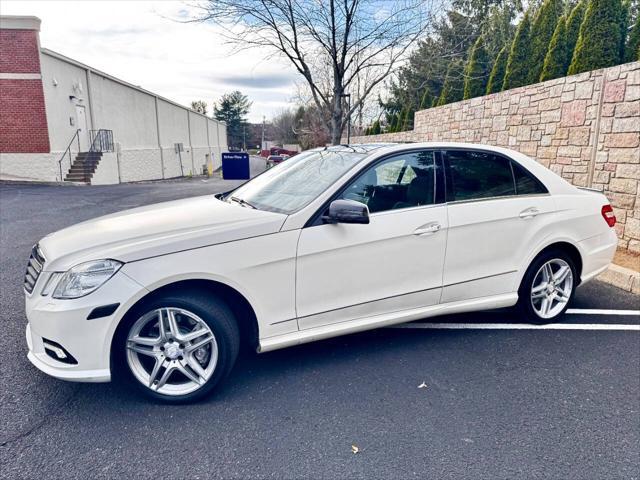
52, 259, 123, 299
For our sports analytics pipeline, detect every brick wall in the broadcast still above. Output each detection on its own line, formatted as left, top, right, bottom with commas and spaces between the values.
0, 29, 42, 73
0, 21, 50, 153
0, 79, 49, 152
349, 62, 640, 253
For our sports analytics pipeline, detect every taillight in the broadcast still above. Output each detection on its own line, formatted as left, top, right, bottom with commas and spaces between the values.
601, 205, 616, 227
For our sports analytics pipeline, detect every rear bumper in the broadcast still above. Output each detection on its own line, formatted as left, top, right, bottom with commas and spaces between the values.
578, 229, 618, 284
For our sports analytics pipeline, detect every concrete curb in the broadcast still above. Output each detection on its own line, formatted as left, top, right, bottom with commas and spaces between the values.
0, 178, 79, 187
597, 264, 640, 294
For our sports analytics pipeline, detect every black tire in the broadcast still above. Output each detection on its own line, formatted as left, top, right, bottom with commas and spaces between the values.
517, 249, 577, 324
113, 290, 240, 403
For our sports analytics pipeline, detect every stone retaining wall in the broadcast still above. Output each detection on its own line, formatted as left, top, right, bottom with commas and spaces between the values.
349, 62, 640, 253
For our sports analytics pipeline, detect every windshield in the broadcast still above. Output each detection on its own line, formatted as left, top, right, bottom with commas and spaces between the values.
227, 149, 366, 214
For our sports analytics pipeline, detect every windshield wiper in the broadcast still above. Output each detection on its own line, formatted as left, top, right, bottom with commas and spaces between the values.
229, 196, 256, 209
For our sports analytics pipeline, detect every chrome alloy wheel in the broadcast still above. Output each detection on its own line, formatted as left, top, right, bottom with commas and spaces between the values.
530, 258, 573, 319
126, 307, 218, 396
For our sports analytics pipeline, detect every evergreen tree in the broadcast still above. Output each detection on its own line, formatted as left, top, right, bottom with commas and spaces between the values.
565, 0, 587, 60
528, 0, 564, 83
503, 12, 532, 90
568, 0, 624, 75
371, 120, 381, 135
396, 107, 407, 132
619, 0, 630, 62
387, 115, 395, 133
388, 112, 400, 132
540, 16, 569, 81
437, 59, 465, 106
628, 14, 640, 62
478, 3, 517, 59
486, 45, 508, 94
405, 106, 417, 131
463, 35, 492, 99
419, 87, 434, 109
213, 91, 251, 149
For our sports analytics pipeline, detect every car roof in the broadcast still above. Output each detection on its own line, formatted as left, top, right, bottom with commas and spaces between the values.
308, 143, 397, 155
349, 141, 523, 155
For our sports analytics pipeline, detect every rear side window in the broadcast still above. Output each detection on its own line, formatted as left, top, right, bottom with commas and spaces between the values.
445, 150, 515, 201
512, 161, 548, 194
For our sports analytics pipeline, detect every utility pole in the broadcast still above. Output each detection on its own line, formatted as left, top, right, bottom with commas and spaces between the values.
261, 115, 265, 152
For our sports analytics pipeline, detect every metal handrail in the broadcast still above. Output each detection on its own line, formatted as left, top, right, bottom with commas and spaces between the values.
57, 129, 81, 181
89, 129, 114, 153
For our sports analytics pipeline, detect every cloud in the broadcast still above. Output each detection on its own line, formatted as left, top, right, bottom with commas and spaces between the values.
216, 72, 298, 90
74, 26, 152, 37
1, 0, 298, 122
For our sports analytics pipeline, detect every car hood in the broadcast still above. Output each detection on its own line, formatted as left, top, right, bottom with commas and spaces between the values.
39, 195, 287, 271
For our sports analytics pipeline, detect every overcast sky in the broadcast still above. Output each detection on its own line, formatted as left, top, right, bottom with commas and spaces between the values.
3, 1, 299, 122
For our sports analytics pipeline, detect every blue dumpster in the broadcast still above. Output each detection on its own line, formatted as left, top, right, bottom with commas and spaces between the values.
221, 152, 250, 180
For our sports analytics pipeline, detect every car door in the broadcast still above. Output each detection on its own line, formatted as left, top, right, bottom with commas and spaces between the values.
441, 148, 555, 303
296, 149, 448, 330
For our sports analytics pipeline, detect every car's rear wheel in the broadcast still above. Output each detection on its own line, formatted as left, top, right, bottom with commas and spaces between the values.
518, 250, 577, 324
116, 292, 239, 403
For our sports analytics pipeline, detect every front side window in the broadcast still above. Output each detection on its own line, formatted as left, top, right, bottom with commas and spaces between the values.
339, 150, 435, 213
446, 150, 515, 201
228, 149, 366, 214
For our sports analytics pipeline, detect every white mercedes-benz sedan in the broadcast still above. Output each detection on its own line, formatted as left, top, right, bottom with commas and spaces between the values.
24, 142, 618, 402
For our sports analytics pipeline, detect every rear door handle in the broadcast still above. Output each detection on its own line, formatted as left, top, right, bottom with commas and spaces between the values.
519, 207, 540, 219
414, 223, 441, 236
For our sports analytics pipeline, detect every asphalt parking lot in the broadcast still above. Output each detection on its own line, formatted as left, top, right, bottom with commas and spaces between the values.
0, 173, 638, 479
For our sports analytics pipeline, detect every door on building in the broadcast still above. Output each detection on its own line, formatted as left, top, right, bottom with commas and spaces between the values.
75, 105, 89, 151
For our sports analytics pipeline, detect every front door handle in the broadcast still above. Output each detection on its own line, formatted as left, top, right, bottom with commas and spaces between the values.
414, 223, 441, 236
519, 207, 540, 219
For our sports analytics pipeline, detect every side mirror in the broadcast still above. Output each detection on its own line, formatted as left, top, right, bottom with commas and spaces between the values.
322, 199, 370, 224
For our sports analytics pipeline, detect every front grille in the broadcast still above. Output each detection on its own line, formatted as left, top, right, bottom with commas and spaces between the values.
24, 245, 45, 294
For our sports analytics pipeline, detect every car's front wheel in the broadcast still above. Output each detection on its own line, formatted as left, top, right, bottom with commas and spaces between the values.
518, 250, 577, 324
116, 292, 240, 402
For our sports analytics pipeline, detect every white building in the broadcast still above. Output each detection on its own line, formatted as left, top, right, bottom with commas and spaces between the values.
0, 16, 227, 184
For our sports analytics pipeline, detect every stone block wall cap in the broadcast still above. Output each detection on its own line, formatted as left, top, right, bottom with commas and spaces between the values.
598, 263, 640, 293
0, 16, 41, 31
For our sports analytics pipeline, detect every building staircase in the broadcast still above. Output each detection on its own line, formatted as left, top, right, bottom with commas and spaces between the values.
58, 129, 113, 184
64, 151, 103, 184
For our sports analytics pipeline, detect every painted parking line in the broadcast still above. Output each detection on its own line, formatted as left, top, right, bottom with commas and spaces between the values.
566, 308, 640, 316
389, 323, 640, 331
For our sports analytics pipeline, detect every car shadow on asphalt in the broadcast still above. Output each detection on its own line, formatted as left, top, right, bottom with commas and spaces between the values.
68, 326, 463, 405
75, 319, 548, 408
69, 293, 638, 407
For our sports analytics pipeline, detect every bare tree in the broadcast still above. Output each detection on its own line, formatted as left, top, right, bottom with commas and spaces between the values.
198, 0, 440, 144
271, 109, 299, 145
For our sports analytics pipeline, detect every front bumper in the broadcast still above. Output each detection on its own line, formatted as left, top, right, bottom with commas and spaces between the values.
25, 269, 146, 383
26, 324, 111, 382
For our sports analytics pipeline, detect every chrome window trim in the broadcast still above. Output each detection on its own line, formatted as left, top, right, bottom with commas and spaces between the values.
445, 192, 552, 206
369, 202, 444, 218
